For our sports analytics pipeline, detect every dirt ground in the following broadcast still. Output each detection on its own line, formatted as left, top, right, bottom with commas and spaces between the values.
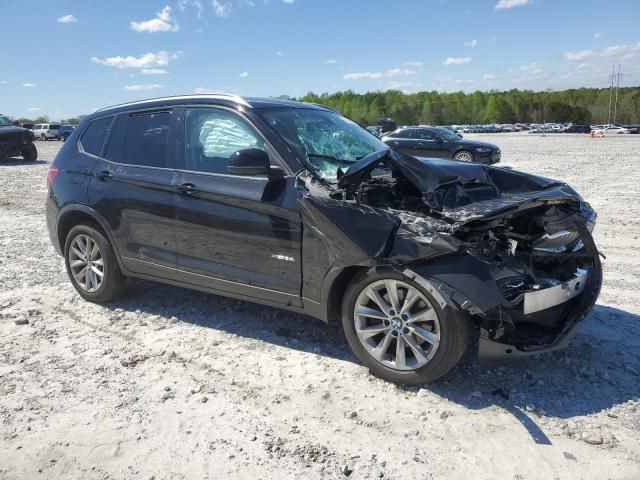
1, 134, 639, 480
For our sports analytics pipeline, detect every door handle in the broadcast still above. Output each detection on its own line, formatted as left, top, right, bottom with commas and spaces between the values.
94, 170, 112, 181
177, 183, 200, 195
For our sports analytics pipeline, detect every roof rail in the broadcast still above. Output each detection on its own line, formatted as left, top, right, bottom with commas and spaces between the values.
95, 93, 250, 113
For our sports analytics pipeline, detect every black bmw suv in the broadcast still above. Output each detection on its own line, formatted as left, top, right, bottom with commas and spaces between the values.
46, 95, 601, 384
382, 126, 501, 164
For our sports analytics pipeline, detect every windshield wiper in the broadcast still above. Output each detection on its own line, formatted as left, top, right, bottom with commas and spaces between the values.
306, 153, 354, 165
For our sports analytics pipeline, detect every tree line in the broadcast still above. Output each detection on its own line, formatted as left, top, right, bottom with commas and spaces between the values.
298, 87, 640, 126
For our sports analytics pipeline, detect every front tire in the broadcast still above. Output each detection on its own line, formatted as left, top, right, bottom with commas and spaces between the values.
342, 270, 469, 385
21, 143, 37, 161
453, 150, 474, 162
64, 224, 125, 303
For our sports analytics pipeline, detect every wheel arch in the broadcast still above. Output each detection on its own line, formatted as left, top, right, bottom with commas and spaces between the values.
57, 205, 125, 270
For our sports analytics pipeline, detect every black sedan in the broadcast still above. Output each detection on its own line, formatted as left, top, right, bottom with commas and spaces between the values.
381, 126, 500, 164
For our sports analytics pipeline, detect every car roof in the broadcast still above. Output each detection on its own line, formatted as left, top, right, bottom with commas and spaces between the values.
92, 94, 334, 116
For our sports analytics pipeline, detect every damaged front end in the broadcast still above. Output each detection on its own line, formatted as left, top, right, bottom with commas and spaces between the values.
300, 148, 602, 358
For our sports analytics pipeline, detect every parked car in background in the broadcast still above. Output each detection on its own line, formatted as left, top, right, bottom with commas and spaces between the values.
0, 114, 38, 161
33, 123, 61, 140
45, 94, 601, 384
382, 126, 500, 164
58, 125, 77, 142
595, 125, 630, 135
621, 125, 639, 134
21, 123, 35, 130
561, 124, 591, 133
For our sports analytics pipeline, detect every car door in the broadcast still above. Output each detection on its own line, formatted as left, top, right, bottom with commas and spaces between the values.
415, 129, 446, 158
172, 106, 302, 307
87, 110, 178, 278
385, 129, 419, 156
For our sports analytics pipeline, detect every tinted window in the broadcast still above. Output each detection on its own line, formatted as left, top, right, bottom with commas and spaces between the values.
185, 108, 264, 174
80, 116, 113, 156
50, 124, 61, 130
119, 111, 171, 168
394, 129, 416, 139
417, 129, 437, 141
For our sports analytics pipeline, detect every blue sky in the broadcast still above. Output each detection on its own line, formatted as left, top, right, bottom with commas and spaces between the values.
2, 0, 639, 119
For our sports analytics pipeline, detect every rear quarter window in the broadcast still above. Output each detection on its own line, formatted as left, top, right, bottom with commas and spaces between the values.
80, 116, 114, 157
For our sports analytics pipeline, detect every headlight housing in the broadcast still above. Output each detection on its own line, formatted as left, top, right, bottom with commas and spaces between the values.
476, 147, 491, 153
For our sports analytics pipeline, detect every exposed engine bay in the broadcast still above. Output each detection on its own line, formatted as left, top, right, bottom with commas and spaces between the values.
300, 148, 602, 357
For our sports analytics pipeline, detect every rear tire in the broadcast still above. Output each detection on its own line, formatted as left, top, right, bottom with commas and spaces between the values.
21, 143, 37, 161
342, 270, 469, 385
64, 224, 125, 303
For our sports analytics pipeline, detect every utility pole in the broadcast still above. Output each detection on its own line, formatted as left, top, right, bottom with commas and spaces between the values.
608, 66, 615, 125
613, 64, 622, 126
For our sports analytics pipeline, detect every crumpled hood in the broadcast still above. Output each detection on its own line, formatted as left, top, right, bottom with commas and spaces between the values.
338, 148, 583, 222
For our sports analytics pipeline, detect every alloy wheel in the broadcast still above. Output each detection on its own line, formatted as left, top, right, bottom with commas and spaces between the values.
68, 234, 104, 292
454, 151, 473, 162
354, 279, 440, 371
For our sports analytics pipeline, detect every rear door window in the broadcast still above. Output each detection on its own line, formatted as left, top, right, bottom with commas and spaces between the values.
80, 116, 114, 156
105, 111, 171, 168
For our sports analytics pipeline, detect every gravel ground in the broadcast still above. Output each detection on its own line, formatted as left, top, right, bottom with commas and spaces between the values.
1, 134, 639, 480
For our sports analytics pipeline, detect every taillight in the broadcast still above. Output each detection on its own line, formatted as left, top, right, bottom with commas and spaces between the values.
47, 165, 59, 189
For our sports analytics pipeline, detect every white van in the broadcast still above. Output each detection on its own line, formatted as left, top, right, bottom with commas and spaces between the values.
32, 123, 61, 140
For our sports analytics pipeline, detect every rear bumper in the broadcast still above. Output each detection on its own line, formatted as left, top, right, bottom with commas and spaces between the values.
45, 195, 62, 255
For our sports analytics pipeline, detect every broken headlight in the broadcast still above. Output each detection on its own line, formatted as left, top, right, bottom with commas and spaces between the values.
532, 209, 596, 253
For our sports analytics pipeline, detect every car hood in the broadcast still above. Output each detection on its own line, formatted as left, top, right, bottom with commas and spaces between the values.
458, 138, 498, 150
0, 125, 31, 136
337, 148, 581, 223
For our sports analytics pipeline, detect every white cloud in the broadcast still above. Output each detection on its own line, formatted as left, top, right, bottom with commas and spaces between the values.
564, 50, 593, 61
519, 62, 544, 74
57, 14, 77, 23
124, 84, 165, 91
494, 0, 529, 10
212, 0, 231, 17
178, 0, 204, 18
577, 63, 591, 70
21, 82, 37, 87
239, 71, 249, 77
594, 32, 602, 39
464, 39, 477, 48
92, 51, 180, 69
194, 87, 214, 94
325, 59, 337, 64
141, 68, 168, 75
564, 43, 640, 62
482, 73, 497, 80
387, 81, 421, 94
283, 0, 295, 3
0, 80, 8, 84
343, 68, 416, 80
131, 6, 179, 33
403, 60, 424, 68
27, 107, 42, 112
276, 51, 283, 56
443, 57, 471, 65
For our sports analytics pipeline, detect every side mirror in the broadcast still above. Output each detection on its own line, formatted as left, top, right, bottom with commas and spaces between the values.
227, 148, 271, 176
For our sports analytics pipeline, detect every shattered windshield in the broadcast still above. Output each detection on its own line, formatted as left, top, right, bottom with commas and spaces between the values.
259, 108, 387, 182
